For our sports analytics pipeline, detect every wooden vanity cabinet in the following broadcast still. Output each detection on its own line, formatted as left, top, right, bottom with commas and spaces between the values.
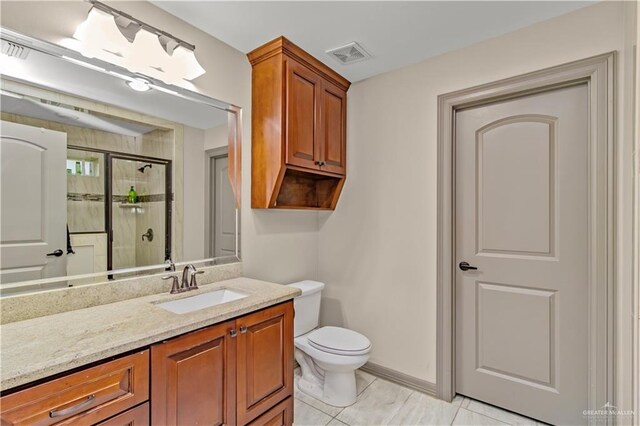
0, 302, 294, 426
151, 301, 294, 426
249, 36, 350, 210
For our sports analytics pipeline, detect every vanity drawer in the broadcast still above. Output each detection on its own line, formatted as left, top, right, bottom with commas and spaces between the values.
0, 350, 149, 426
247, 397, 293, 426
95, 403, 149, 426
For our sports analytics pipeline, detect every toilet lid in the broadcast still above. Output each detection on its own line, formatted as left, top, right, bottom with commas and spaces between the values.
307, 326, 371, 356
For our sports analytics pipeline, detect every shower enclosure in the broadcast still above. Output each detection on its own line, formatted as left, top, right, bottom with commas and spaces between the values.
67, 146, 171, 274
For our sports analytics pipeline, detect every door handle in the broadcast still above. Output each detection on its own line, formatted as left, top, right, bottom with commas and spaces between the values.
459, 261, 478, 271
46, 249, 64, 257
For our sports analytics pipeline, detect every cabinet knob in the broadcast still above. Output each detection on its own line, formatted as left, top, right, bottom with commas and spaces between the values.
239, 326, 248, 334
229, 329, 238, 337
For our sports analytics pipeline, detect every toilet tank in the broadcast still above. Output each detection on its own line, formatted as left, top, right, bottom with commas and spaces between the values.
287, 280, 325, 337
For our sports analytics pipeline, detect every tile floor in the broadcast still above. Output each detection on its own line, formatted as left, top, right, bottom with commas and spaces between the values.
294, 368, 546, 426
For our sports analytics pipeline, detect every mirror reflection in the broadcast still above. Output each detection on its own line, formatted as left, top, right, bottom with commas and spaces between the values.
0, 30, 240, 295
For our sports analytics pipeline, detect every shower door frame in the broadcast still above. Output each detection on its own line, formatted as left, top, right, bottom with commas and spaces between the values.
67, 145, 172, 273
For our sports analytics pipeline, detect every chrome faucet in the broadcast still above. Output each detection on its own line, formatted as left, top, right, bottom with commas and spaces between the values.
163, 264, 204, 295
181, 264, 196, 290
181, 264, 204, 291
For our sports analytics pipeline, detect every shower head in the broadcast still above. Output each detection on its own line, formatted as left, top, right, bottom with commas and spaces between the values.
138, 163, 152, 173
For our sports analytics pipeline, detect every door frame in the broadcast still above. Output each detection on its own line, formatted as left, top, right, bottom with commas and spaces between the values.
436, 53, 615, 417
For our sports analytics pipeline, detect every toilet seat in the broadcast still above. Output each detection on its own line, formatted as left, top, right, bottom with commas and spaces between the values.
307, 326, 371, 356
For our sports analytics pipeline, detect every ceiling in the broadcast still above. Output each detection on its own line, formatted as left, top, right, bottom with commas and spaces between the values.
1, 94, 158, 137
0, 47, 228, 129
153, 1, 594, 82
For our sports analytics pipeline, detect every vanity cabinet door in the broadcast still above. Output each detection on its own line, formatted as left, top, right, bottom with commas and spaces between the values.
285, 59, 322, 171
236, 302, 294, 425
151, 320, 237, 426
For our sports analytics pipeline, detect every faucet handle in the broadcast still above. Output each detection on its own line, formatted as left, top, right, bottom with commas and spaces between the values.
190, 270, 205, 290
162, 275, 181, 294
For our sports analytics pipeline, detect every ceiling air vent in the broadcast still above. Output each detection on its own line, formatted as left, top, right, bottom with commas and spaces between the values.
1, 40, 30, 60
326, 42, 370, 65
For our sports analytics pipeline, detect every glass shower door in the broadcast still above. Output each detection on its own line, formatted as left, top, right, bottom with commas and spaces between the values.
110, 156, 169, 271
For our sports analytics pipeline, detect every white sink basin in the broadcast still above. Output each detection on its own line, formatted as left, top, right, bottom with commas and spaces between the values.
157, 289, 249, 314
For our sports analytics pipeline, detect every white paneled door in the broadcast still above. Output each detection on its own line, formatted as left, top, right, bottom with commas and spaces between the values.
0, 121, 67, 284
455, 85, 589, 425
212, 155, 238, 257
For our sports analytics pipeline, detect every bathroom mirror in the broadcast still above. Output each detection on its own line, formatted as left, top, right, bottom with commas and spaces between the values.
0, 28, 241, 296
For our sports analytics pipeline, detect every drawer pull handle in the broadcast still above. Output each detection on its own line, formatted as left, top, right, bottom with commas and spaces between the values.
49, 394, 96, 418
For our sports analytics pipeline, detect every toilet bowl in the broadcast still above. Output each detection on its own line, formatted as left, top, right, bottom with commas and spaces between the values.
288, 281, 371, 407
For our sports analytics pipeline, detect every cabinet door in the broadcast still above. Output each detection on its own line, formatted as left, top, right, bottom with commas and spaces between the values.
285, 59, 321, 170
237, 302, 294, 424
151, 321, 237, 426
319, 80, 347, 175
247, 397, 293, 426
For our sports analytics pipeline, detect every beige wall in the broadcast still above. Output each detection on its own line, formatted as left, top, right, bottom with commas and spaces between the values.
0, 0, 320, 284
204, 124, 228, 151
317, 0, 636, 411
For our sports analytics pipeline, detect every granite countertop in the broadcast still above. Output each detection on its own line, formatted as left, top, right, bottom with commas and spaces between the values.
0, 277, 301, 391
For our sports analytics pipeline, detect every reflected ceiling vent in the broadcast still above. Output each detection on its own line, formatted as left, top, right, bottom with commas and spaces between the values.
326, 42, 370, 65
1, 40, 30, 60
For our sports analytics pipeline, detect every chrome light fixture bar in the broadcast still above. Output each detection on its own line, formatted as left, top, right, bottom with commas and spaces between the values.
72, 0, 205, 85
87, 0, 195, 51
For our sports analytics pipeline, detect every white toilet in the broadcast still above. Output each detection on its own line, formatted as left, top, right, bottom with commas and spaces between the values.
288, 280, 371, 407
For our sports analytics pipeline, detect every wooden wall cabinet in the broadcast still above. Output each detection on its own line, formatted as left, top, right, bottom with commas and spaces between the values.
151, 302, 294, 426
249, 36, 350, 210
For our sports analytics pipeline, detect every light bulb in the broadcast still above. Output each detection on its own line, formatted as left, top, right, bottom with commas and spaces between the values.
126, 78, 151, 92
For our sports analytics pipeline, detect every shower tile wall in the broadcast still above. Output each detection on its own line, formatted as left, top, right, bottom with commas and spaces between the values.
2, 112, 174, 271
1, 113, 173, 160
67, 149, 105, 233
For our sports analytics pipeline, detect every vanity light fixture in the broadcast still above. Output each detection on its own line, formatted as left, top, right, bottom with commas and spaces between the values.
72, 0, 205, 85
